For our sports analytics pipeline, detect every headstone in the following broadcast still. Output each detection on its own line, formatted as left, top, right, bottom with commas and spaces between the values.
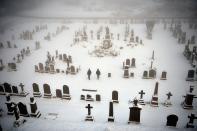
62, 85, 71, 100
56, 89, 62, 98
166, 114, 178, 127
131, 58, 136, 68
149, 69, 156, 79
18, 83, 28, 97
49, 64, 55, 74
39, 63, 44, 73
150, 82, 159, 107
29, 97, 41, 118
12, 86, 19, 95
8, 63, 17, 71
35, 65, 39, 72
186, 70, 195, 81
186, 114, 197, 128
160, 71, 167, 80
3, 83, 12, 94
123, 69, 129, 78
138, 90, 145, 105
32, 83, 42, 97
0, 84, 5, 95
164, 92, 173, 107
128, 99, 142, 123
108, 101, 114, 122
125, 59, 130, 67
80, 95, 85, 100
17, 102, 29, 117
182, 86, 197, 109
70, 65, 76, 74
95, 94, 101, 101
142, 71, 148, 79
112, 90, 119, 103
43, 84, 52, 98
85, 104, 94, 121
86, 94, 94, 101
5, 94, 14, 115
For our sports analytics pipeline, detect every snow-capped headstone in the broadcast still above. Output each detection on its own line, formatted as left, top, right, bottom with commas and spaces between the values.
186, 113, 197, 128
33, 83, 42, 97
166, 114, 178, 127
30, 97, 41, 118
164, 92, 173, 107
5, 94, 14, 115
150, 82, 159, 107
112, 90, 119, 103
128, 99, 142, 124
17, 102, 29, 117
62, 85, 71, 100
43, 84, 52, 98
182, 86, 197, 109
108, 101, 114, 122
56, 89, 62, 98
85, 104, 94, 121
138, 90, 145, 105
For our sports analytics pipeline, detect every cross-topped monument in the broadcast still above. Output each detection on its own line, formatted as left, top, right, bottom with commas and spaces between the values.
186, 114, 197, 128
139, 90, 145, 99
85, 104, 94, 121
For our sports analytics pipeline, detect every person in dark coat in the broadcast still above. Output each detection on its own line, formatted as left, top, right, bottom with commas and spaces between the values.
96, 69, 101, 79
87, 68, 92, 80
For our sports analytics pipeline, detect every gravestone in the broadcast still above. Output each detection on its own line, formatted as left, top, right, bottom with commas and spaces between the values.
35, 65, 39, 72
62, 85, 71, 100
161, 71, 167, 80
49, 64, 55, 74
18, 83, 28, 97
56, 89, 62, 98
166, 114, 178, 127
18, 102, 29, 117
182, 86, 197, 109
70, 65, 76, 74
125, 59, 130, 67
63, 54, 67, 62
142, 71, 148, 79
5, 94, 14, 115
29, 97, 41, 118
128, 99, 142, 123
3, 83, 12, 94
112, 90, 119, 103
39, 63, 44, 73
59, 54, 62, 60
150, 82, 159, 107
45, 66, 50, 73
149, 69, 156, 79
186, 114, 197, 128
32, 83, 42, 97
12, 86, 19, 95
95, 94, 101, 101
56, 69, 60, 73
0, 84, 5, 95
123, 69, 129, 78
164, 92, 173, 107
8, 63, 17, 71
80, 95, 85, 100
85, 104, 94, 121
108, 101, 114, 122
43, 84, 52, 98
86, 94, 94, 101
186, 70, 195, 81
131, 58, 136, 68
138, 90, 145, 105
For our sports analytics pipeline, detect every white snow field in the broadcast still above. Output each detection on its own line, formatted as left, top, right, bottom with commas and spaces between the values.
0, 17, 196, 131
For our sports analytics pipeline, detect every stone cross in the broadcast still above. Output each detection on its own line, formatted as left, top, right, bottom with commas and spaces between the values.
166, 92, 173, 100
139, 90, 145, 99
86, 104, 93, 116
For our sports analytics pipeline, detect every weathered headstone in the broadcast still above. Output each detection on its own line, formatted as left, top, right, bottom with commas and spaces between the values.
0, 84, 5, 95
131, 58, 136, 68
123, 69, 129, 78
166, 114, 178, 127
35, 65, 39, 72
3, 83, 12, 94
112, 90, 119, 103
95, 94, 101, 101
70, 65, 76, 74
149, 69, 156, 79
186, 114, 197, 128
62, 85, 71, 100
186, 70, 195, 81
5, 94, 14, 115
39, 63, 44, 73
138, 90, 145, 105
182, 86, 197, 109
56, 89, 62, 98
142, 71, 148, 79
164, 92, 173, 107
12, 86, 19, 95
17, 102, 29, 117
128, 99, 142, 123
160, 71, 167, 80
43, 84, 52, 98
29, 97, 41, 118
32, 83, 42, 97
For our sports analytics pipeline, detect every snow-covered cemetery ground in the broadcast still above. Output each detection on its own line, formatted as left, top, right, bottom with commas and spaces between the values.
0, 0, 197, 131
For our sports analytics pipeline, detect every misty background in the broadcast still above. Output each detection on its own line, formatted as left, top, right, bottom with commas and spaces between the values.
0, 0, 197, 18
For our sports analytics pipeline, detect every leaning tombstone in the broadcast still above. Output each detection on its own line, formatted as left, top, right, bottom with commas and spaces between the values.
29, 97, 41, 118
17, 102, 29, 117
3, 83, 12, 94
166, 114, 178, 127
